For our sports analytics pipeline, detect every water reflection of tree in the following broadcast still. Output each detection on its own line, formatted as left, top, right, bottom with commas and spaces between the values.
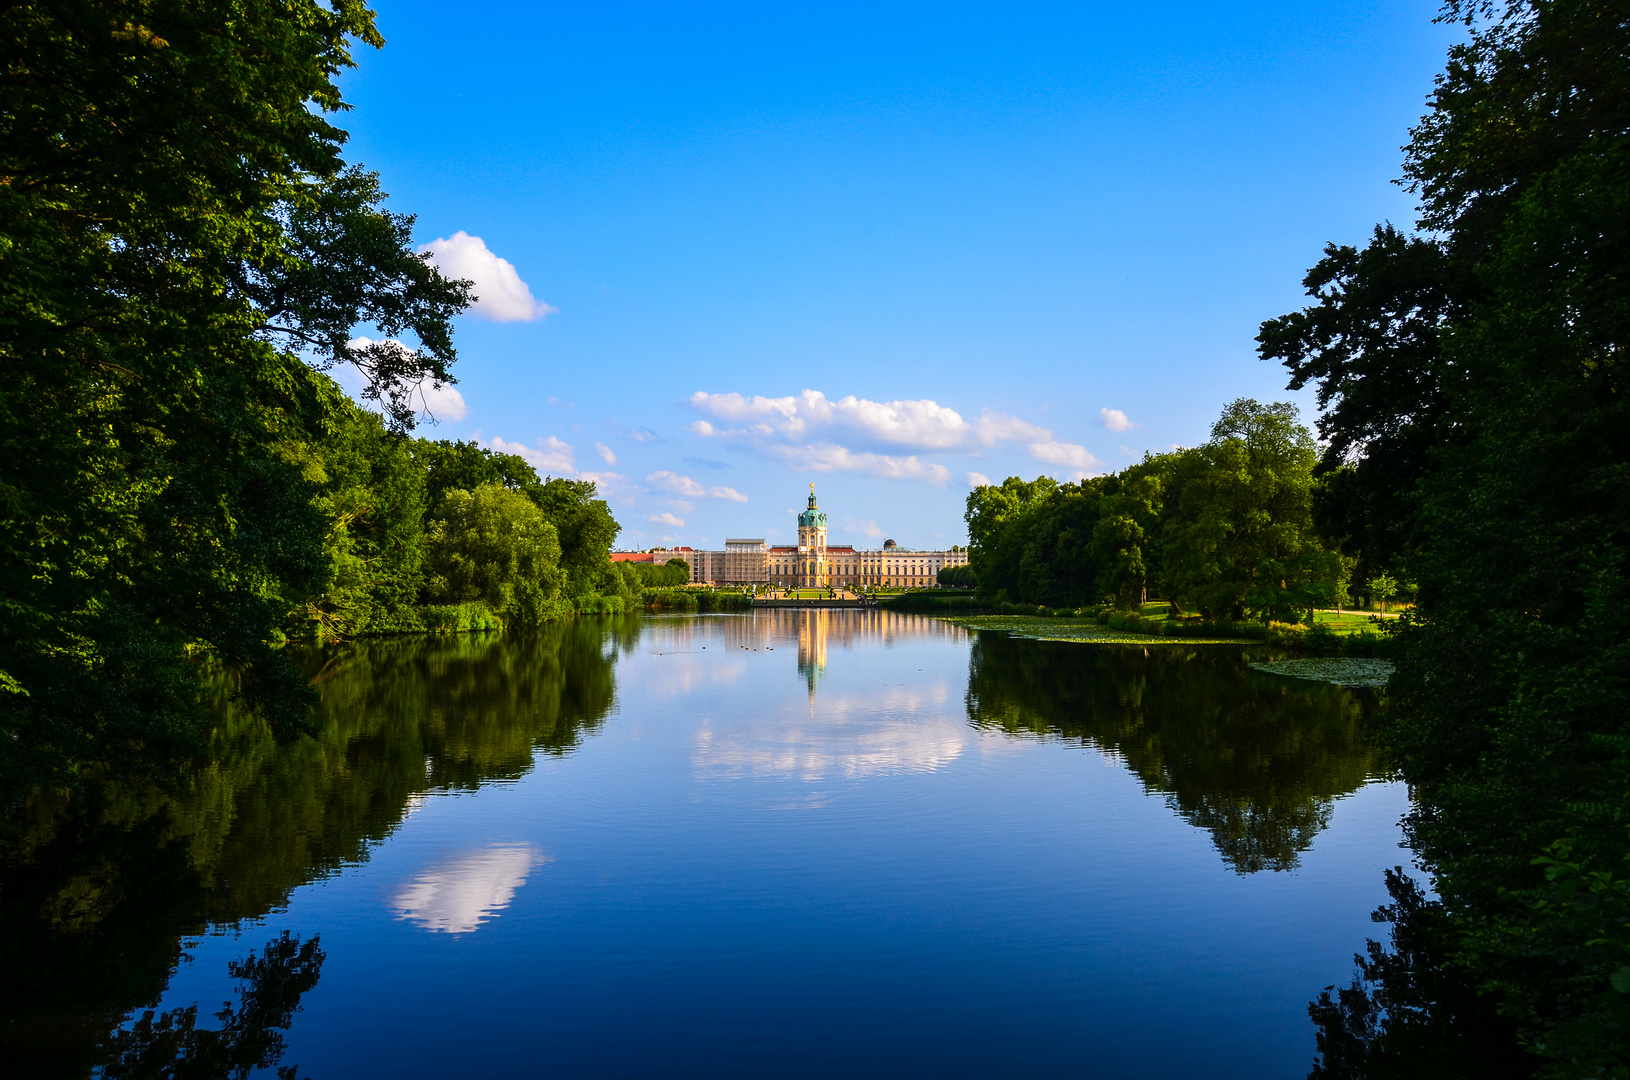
104, 932, 323, 1080
965, 633, 1381, 873
0, 617, 630, 1076
1306, 870, 1526, 1080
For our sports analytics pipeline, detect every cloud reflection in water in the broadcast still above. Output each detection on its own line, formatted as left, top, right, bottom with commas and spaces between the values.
392, 844, 549, 934
694, 686, 966, 783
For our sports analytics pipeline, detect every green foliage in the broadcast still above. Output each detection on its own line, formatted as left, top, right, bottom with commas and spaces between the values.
640, 588, 751, 613
1163, 399, 1345, 622
631, 558, 692, 589
423, 484, 567, 625
966, 399, 1343, 622
417, 602, 506, 634
415, 439, 546, 510
1271, 1, 1630, 1071
1258, 225, 1455, 586
533, 478, 623, 599
0, 0, 479, 789
1369, 573, 1399, 614
290, 403, 429, 639
410, 441, 623, 602
877, 592, 985, 612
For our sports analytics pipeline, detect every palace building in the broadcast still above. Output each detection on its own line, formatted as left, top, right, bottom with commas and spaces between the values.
615, 485, 968, 588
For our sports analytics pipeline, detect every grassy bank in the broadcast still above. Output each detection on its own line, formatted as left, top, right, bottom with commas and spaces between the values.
641, 588, 753, 613
946, 601, 1394, 657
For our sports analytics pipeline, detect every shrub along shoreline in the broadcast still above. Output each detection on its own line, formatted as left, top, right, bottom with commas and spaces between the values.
942, 602, 1393, 657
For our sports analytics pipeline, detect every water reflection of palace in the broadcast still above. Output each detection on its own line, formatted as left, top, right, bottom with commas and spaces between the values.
780, 609, 966, 699
642, 608, 966, 704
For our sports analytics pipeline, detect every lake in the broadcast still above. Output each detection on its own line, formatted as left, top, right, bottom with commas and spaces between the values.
2, 610, 1410, 1078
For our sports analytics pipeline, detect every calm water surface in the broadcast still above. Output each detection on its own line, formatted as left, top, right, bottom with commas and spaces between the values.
4, 611, 1409, 1078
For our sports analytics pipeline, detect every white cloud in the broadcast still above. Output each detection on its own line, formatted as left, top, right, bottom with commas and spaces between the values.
489, 434, 575, 474
646, 471, 749, 502
413, 383, 470, 423
972, 412, 1051, 446
967, 471, 992, 488
481, 435, 638, 503
844, 516, 884, 538
767, 443, 950, 484
1027, 441, 1099, 470
595, 442, 617, 465
690, 389, 1081, 455
420, 232, 556, 322
688, 389, 969, 450
647, 471, 705, 497
1099, 407, 1135, 432
342, 337, 469, 421
648, 511, 686, 527
579, 471, 638, 505
686, 388, 1093, 486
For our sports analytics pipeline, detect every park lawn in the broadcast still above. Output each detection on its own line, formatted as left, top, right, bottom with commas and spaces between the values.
1310, 609, 1399, 635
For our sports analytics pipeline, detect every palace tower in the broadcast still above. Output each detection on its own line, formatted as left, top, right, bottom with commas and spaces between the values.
796, 484, 828, 588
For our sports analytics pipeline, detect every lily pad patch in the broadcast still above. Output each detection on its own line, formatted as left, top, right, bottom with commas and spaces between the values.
1250, 658, 1394, 688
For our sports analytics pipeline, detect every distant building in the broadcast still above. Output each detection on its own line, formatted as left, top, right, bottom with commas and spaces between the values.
724, 538, 770, 584
614, 486, 967, 587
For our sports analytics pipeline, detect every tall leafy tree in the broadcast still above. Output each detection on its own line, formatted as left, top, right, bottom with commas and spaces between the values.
423, 484, 567, 625
0, 1, 470, 788
1162, 399, 1343, 622
964, 476, 1059, 601
294, 404, 430, 639
533, 478, 622, 599
415, 439, 547, 511
1271, 2, 1630, 1071
1256, 225, 1457, 585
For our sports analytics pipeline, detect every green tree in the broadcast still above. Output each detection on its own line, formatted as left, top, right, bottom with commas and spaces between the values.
633, 559, 692, 589
1269, 2, 1630, 1071
287, 403, 429, 639
964, 476, 1059, 600
1257, 226, 1457, 584
414, 439, 545, 511
1092, 457, 1171, 607
1161, 400, 1343, 622
532, 478, 622, 599
1369, 572, 1398, 614
423, 484, 567, 625
0, 1, 470, 788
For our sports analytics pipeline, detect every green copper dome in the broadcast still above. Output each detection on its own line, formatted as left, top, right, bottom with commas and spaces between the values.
798, 486, 827, 528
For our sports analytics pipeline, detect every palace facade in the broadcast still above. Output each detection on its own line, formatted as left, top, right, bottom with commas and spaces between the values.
614, 485, 968, 588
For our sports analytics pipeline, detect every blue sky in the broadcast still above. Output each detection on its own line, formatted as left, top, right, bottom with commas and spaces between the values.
336, 1, 1458, 550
